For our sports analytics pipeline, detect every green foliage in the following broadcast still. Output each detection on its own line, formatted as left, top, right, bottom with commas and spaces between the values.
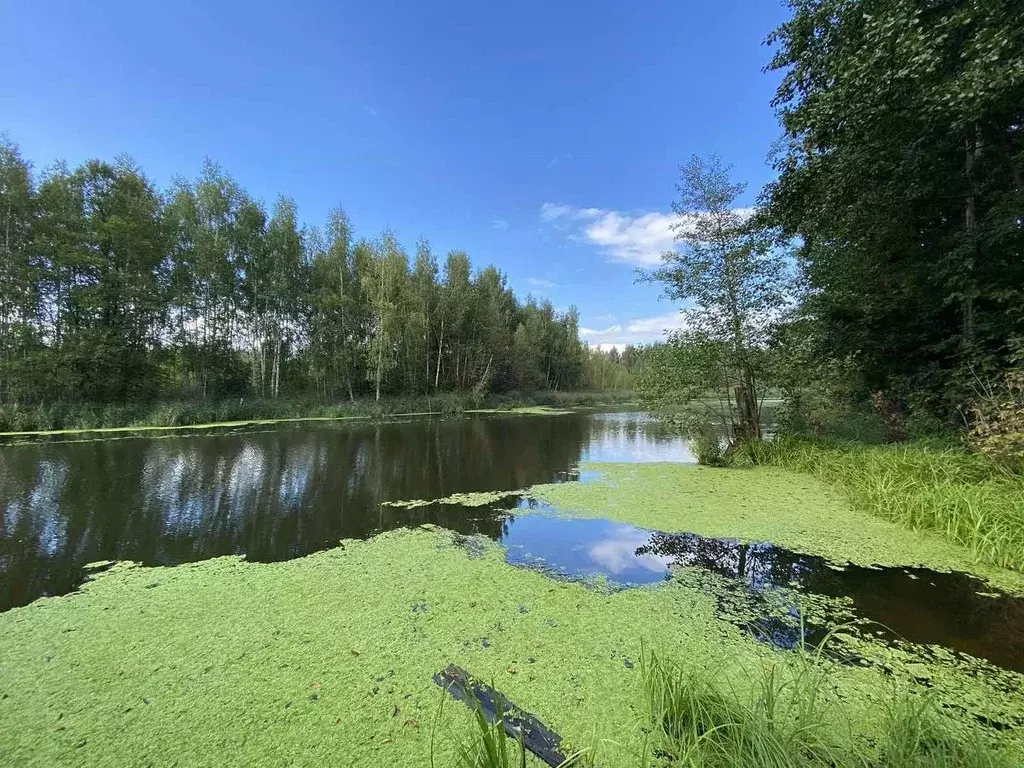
966, 355, 1024, 474
0, 137, 596, 408
579, 348, 634, 391
641, 644, 844, 767
742, 437, 1024, 571
640, 156, 791, 440
451, 690, 527, 768
879, 689, 1010, 768
689, 425, 727, 467
640, 644, 1013, 768
0, 390, 632, 435
764, 0, 1024, 413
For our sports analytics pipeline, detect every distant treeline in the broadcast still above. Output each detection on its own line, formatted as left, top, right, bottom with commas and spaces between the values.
0, 139, 632, 404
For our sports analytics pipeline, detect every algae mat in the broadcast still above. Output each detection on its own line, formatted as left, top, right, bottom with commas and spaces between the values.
2, 527, 1023, 767
0, 528, 743, 767
530, 463, 1024, 594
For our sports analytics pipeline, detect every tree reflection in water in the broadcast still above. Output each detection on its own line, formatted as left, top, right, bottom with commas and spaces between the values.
0, 411, 689, 611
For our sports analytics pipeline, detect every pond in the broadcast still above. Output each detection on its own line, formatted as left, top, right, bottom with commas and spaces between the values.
2, 410, 1022, 675
0, 411, 690, 611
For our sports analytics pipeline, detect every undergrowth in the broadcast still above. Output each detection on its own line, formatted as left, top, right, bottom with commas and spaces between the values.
0, 390, 634, 434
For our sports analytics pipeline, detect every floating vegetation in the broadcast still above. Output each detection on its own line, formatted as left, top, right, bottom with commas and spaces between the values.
527, 462, 1024, 596
1, 526, 1021, 766
384, 491, 523, 510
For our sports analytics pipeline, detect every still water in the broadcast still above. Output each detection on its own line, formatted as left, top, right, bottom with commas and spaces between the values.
0, 411, 689, 611
2, 410, 1022, 673
496, 500, 1024, 672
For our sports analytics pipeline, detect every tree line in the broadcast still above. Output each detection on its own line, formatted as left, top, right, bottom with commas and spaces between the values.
0, 141, 630, 405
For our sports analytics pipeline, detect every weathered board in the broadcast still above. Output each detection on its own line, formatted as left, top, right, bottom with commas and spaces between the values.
433, 664, 569, 767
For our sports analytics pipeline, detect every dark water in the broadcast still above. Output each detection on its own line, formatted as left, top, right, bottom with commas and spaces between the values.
0, 411, 689, 611
493, 499, 1024, 672
3, 410, 1023, 674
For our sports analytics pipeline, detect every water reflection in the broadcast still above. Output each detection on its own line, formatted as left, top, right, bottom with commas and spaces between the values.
496, 504, 1024, 673
581, 411, 695, 463
0, 411, 689, 611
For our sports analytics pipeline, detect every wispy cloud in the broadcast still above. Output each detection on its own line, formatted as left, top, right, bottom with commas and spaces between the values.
526, 277, 555, 288
364, 106, 378, 117
540, 203, 573, 221
580, 311, 690, 348
540, 203, 755, 266
548, 152, 576, 167
492, 219, 510, 231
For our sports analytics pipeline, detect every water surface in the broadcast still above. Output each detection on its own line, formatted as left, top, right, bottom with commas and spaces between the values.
495, 500, 1024, 672
3, 410, 1022, 675
0, 411, 686, 610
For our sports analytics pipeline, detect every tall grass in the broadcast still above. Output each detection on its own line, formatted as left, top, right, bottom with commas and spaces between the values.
640, 641, 1012, 768
640, 637, 848, 767
442, 638, 1013, 767
453, 692, 528, 768
741, 437, 1024, 571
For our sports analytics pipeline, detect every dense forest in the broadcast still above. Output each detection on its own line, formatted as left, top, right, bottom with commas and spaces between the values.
0, 143, 631, 406
764, 0, 1024, 419
637, 0, 1023, 448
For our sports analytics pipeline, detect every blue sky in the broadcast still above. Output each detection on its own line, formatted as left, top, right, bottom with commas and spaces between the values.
2, 0, 789, 348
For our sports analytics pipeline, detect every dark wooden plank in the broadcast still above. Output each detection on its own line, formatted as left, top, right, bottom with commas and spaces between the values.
433, 664, 568, 767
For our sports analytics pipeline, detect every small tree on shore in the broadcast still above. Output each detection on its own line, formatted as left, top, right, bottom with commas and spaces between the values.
641, 155, 789, 441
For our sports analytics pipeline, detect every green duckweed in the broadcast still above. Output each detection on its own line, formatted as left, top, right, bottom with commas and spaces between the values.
2, 526, 1022, 766
528, 463, 1024, 595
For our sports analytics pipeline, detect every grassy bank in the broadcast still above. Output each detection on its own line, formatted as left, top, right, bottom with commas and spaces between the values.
0, 390, 635, 436
741, 438, 1024, 574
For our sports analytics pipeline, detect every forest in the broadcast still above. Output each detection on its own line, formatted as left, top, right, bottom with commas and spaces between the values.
0, 145, 632, 414
636, 0, 1023, 458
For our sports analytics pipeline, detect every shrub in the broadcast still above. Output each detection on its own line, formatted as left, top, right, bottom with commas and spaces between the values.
967, 365, 1024, 475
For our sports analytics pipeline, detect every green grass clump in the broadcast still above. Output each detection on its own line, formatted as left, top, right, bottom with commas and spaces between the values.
444, 690, 528, 768
641, 642, 845, 767
639, 643, 1012, 768
742, 437, 1024, 571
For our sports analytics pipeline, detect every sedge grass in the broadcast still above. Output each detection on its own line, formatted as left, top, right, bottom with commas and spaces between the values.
742, 437, 1024, 572
637, 637, 1014, 768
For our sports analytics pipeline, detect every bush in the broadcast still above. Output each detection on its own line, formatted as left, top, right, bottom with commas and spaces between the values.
967, 366, 1024, 475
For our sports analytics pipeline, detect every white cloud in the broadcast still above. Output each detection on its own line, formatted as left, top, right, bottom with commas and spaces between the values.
527, 277, 555, 288
364, 106, 378, 117
588, 527, 673, 575
540, 204, 757, 266
580, 311, 689, 347
492, 219, 510, 230
540, 203, 573, 221
583, 210, 676, 266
